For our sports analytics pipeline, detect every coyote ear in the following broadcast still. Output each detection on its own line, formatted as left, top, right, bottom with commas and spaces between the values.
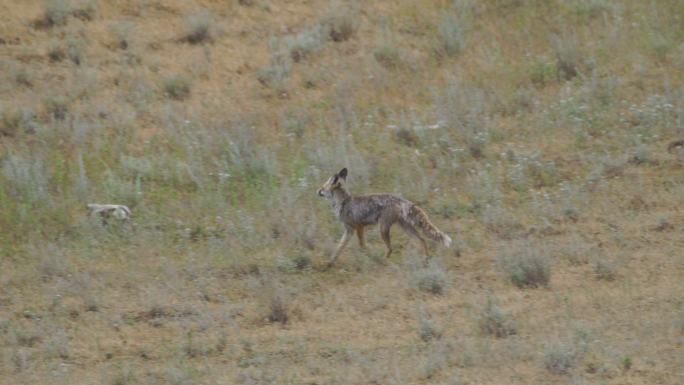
338, 168, 348, 180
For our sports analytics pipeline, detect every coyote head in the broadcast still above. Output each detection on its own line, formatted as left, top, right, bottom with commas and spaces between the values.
317, 168, 347, 199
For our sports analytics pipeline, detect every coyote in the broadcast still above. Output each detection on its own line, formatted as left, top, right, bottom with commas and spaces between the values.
317, 168, 452, 266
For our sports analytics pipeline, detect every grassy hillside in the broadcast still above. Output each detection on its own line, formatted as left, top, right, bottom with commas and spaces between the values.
1, 0, 683, 384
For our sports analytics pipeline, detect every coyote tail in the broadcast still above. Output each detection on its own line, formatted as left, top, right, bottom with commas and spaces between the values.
407, 205, 452, 247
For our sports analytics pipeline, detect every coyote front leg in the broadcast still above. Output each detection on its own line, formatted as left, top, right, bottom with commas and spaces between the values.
329, 228, 352, 267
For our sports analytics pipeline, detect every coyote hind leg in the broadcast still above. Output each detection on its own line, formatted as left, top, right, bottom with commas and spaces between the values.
380, 223, 393, 259
399, 220, 429, 259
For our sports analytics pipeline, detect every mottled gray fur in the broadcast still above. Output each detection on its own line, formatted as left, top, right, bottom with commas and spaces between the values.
318, 168, 452, 266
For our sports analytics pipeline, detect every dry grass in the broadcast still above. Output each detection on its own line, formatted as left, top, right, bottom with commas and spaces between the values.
1, 0, 683, 384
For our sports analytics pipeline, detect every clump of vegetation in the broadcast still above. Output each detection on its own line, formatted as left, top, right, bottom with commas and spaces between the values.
373, 43, 403, 69
291, 254, 311, 270
267, 295, 288, 324
110, 364, 135, 385
181, 331, 211, 358
412, 260, 448, 295
47, 41, 66, 62
66, 37, 86, 65
162, 75, 192, 100
417, 307, 443, 342
43, 96, 69, 120
477, 299, 517, 338
395, 126, 420, 147
282, 25, 327, 62
181, 10, 214, 44
35, 0, 97, 28
256, 52, 292, 92
497, 244, 551, 288
421, 341, 454, 379
109, 21, 134, 50
320, 6, 357, 42
1, 109, 26, 137
543, 341, 577, 375
35, 0, 70, 28
70, 0, 98, 21
550, 34, 581, 81
676, 304, 684, 334
12, 350, 32, 373
434, 13, 467, 58
594, 259, 616, 281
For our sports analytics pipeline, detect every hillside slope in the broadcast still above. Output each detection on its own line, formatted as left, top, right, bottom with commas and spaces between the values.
1, 1, 683, 384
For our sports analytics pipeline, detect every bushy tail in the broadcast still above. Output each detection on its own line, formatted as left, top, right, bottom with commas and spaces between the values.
407, 205, 452, 247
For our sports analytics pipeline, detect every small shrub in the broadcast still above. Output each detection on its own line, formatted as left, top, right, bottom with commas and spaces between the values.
1, 109, 23, 137
44, 96, 69, 120
181, 331, 210, 358
282, 26, 326, 62
551, 34, 580, 81
43, 331, 70, 359
434, 14, 466, 58
509, 86, 534, 113
477, 299, 517, 338
676, 304, 684, 333
256, 52, 291, 91
529, 59, 556, 88
320, 7, 357, 42
182, 10, 214, 44
422, 342, 452, 379
267, 295, 288, 324
395, 126, 420, 147
48, 42, 66, 62
2, 154, 51, 206
13, 329, 42, 347
413, 260, 448, 295
650, 34, 671, 63
594, 259, 616, 281
373, 44, 402, 69
497, 244, 551, 288
71, 0, 98, 21
83, 295, 99, 312
654, 216, 673, 232
66, 37, 86, 65
418, 307, 443, 342
109, 21, 134, 50
482, 204, 523, 239
543, 342, 577, 375
36, 0, 70, 28
162, 75, 192, 100
14, 69, 32, 87
12, 350, 32, 373
291, 254, 311, 270
629, 138, 652, 165
585, 155, 626, 190
110, 365, 135, 385
434, 77, 491, 159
